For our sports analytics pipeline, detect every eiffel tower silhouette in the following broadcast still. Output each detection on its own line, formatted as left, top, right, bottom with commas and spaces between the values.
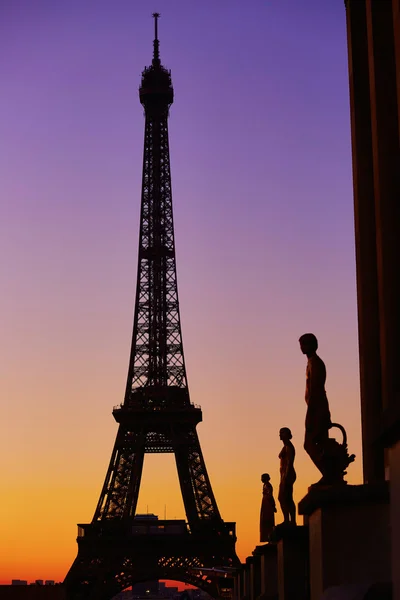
64, 14, 239, 600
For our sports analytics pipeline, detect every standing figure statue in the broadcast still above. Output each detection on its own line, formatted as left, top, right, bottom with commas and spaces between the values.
278, 427, 296, 526
260, 473, 277, 542
299, 333, 355, 487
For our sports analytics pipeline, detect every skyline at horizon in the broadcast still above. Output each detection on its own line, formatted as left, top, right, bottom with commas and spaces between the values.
1, 0, 362, 585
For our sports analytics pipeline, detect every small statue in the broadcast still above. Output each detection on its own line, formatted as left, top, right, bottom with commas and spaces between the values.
278, 427, 297, 526
299, 333, 355, 487
260, 473, 277, 542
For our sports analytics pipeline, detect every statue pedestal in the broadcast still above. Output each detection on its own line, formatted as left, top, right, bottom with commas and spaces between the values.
255, 543, 278, 600
243, 557, 252, 600
250, 549, 262, 600
298, 483, 390, 600
270, 525, 309, 600
234, 565, 245, 600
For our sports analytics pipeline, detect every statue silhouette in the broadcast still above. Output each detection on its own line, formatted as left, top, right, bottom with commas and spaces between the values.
299, 333, 355, 487
260, 473, 277, 542
278, 427, 296, 525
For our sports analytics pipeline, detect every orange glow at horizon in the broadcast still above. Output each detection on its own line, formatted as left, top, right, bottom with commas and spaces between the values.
0, 419, 362, 584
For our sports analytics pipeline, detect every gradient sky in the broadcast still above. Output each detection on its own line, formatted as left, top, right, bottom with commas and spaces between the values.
1, 0, 361, 585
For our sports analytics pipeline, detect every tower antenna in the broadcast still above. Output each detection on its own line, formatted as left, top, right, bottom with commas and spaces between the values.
152, 12, 160, 64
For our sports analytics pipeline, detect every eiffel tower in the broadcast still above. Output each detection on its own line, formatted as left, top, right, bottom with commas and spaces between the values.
64, 15, 239, 600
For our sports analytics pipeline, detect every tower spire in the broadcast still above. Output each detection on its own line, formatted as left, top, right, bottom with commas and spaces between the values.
152, 12, 160, 65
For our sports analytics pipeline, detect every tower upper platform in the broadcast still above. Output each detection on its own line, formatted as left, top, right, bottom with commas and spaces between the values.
139, 13, 173, 110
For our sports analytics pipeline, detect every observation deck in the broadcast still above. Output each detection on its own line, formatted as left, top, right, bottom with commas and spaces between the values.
113, 385, 203, 427
77, 518, 236, 544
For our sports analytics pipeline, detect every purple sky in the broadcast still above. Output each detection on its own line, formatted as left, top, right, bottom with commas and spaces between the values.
0, 0, 360, 579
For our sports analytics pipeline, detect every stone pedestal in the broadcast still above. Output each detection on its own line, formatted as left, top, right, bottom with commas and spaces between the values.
250, 549, 262, 600
271, 526, 309, 600
233, 566, 245, 600
243, 558, 252, 600
257, 543, 278, 600
298, 483, 390, 600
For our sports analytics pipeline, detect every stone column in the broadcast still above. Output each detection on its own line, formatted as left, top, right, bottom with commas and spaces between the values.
366, 0, 400, 415
366, 7, 400, 595
345, 2, 400, 598
344, 0, 384, 484
394, 0, 400, 137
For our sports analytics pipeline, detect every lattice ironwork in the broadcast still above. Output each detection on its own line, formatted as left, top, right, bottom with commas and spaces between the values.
124, 112, 188, 395
123, 34, 187, 402
65, 546, 222, 600
65, 518, 238, 600
64, 15, 239, 600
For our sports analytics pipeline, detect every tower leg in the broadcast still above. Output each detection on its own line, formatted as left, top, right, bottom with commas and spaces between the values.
93, 430, 145, 520
173, 426, 221, 524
